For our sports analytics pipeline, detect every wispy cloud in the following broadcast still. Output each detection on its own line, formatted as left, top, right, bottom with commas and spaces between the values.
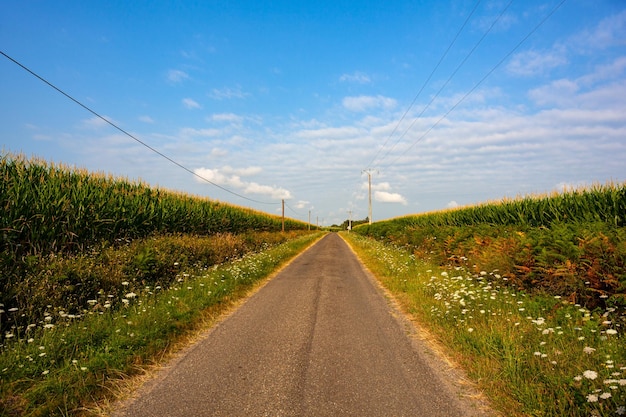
295, 125, 363, 140
222, 165, 263, 176
294, 200, 311, 210
80, 116, 115, 130
339, 71, 371, 84
342, 95, 397, 112
179, 127, 223, 138
210, 147, 228, 157
473, 11, 517, 33
507, 47, 567, 76
138, 115, 155, 124
209, 113, 244, 123
508, 10, 626, 79
209, 86, 249, 100
528, 57, 626, 106
182, 98, 201, 109
167, 69, 189, 83
570, 9, 626, 52
528, 79, 579, 106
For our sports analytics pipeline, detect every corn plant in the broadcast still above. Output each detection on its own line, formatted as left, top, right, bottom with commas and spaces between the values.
0, 152, 308, 258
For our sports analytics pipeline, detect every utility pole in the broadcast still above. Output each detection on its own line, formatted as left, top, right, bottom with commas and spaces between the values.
362, 169, 376, 224
281, 199, 285, 232
347, 210, 352, 232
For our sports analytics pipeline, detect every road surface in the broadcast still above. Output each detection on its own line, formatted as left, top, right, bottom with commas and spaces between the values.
112, 233, 492, 417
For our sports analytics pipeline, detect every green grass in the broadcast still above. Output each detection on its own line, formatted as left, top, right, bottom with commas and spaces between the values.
0, 231, 324, 416
343, 232, 626, 417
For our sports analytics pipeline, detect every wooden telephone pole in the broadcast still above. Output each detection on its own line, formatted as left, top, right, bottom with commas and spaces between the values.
362, 169, 376, 224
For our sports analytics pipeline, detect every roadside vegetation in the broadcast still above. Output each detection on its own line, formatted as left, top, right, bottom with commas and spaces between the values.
0, 152, 320, 416
346, 182, 626, 416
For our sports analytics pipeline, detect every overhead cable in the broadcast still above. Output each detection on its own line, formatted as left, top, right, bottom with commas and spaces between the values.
374, 0, 514, 168
0, 50, 278, 206
366, 0, 483, 169
388, 0, 568, 165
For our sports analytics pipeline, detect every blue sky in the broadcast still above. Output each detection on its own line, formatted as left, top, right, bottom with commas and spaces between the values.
2, 1, 626, 225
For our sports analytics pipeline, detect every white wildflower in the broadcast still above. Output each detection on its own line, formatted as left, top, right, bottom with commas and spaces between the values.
583, 370, 598, 380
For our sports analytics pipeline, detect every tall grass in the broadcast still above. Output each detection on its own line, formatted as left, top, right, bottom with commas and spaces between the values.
0, 232, 323, 416
343, 232, 625, 416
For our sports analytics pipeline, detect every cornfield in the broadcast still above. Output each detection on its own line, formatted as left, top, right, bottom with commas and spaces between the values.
365, 183, 626, 233
0, 152, 308, 258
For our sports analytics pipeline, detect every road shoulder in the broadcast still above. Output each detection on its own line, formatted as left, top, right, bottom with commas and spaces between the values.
339, 233, 499, 417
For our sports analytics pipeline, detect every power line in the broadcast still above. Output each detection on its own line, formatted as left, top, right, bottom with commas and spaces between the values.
366, 0, 483, 169
388, 0, 568, 165
373, 0, 513, 168
284, 202, 303, 217
0, 50, 278, 206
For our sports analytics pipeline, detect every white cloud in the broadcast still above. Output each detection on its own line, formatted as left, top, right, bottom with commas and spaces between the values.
375, 191, 407, 205
342, 95, 397, 112
571, 10, 626, 52
528, 78, 579, 106
528, 58, 626, 107
138, 115, 154, 124
182, 98, 201, 109
577, 57, 626, 87
167, 69, 189, 83
179, 127, 223, 138
221, 165, 263, 176
210, 147, 228, 157
473, 12, 517, 33
209, 86, 249, 100
295, 126, 363, 140
194, 166, 291, 200
509, 11, 626, 78
80, 116, 114, 129
210, 113, 244, 123
244, 182, 292, 200
447, 201, 459, 209
372, 181, 391, 191
507, 48, 567, 76
294, 200, 311, 209
339, 71, 371, 84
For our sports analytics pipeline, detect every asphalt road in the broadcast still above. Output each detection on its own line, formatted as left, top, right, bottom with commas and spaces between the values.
112, 233, 492, 417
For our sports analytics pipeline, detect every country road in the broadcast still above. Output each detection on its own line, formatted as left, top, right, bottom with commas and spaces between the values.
112, 233, 493, 417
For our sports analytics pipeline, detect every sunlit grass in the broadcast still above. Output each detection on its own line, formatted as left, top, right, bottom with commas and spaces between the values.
0, 232, 324, 416
343, 232, 626, 417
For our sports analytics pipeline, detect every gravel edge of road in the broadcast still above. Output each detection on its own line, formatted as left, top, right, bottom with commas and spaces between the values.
338, 233, 500, 417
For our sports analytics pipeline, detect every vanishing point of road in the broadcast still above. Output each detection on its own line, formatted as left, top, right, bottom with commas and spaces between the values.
113, 233, 493, 417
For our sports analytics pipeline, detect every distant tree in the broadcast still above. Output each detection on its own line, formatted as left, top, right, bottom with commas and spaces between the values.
341, 217, 369, 230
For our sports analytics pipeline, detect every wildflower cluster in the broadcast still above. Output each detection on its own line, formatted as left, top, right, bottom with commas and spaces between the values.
0, 232, 320, 414
424, 264, 625, 416
345, 233, 626, 416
